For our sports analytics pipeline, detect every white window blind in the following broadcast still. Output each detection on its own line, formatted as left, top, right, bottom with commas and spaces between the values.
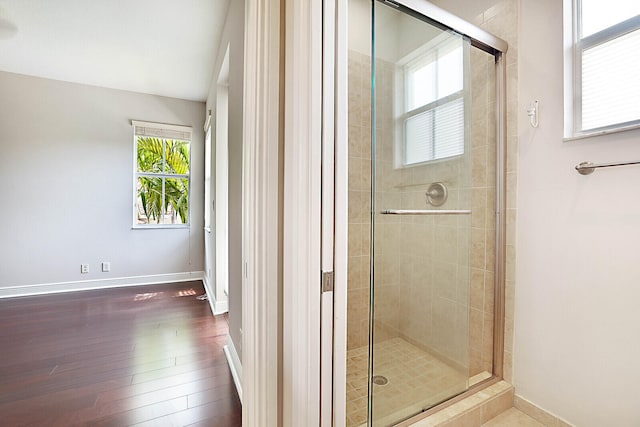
131, 120, 192, 141
582, 28, 640, 130
405, 97, 464, 164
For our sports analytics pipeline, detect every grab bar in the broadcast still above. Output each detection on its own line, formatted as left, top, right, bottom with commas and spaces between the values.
575, 160, 640, 175
380, 209, 471, 215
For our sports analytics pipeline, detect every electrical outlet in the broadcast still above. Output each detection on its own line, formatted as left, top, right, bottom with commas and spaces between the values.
80, 264, 89, 274
102, 262, 111, 272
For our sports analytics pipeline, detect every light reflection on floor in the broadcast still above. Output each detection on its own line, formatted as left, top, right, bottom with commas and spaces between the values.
134, 292, 161, 301
133, 288, 198, 302
176, 289, 197, 297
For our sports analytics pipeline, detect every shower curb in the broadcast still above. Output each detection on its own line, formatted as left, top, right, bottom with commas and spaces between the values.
401, 380, 513, 426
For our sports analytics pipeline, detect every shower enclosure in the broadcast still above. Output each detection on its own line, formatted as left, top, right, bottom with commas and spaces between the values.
345, 0, 507, 425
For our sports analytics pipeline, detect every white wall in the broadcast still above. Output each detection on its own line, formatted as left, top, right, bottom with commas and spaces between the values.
516, 1, 640, 425
0, 71, 205, 293
205, 0, 245, 360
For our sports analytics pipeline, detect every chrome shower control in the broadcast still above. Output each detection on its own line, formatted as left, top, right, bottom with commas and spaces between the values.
426, 182, 448, 206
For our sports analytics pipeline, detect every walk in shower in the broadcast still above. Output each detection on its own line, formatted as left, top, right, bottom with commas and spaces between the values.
346, 0, 507, 425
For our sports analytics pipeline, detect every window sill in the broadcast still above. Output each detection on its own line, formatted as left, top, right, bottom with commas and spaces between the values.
132, 225, 190, 230
564, 122, 640, 142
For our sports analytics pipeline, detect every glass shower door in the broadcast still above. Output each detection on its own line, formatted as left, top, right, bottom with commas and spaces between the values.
369, 1, 473, 424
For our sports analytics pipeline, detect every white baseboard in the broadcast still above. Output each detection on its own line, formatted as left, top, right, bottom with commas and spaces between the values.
202, 275, 229, 315
224, 336, 243, 405
0, 271, 205, 298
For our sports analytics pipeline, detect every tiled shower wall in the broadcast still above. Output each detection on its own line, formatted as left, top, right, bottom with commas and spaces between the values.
347, 50, 372, 351
347, 49, 497, 376
469, 0, 519, 385
376, 44, 497, 372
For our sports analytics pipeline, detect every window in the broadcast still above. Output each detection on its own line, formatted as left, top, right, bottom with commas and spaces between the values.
566, 0, 640, 137
400, 35, 467, 166
133, 121, 191, 227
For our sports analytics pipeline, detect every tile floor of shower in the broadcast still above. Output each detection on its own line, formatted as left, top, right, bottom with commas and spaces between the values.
346, 337, 492, 426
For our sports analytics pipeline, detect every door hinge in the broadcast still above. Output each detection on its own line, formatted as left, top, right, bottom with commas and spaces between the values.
321, 271, 334, 293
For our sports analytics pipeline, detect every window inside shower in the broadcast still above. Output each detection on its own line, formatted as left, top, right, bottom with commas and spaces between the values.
400, 35, 467, 165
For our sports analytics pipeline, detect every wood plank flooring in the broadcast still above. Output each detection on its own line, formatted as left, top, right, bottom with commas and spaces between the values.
0, 281, 241, 426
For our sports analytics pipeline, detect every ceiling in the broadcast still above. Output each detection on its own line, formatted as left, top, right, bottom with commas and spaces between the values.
0, 0, 230, 101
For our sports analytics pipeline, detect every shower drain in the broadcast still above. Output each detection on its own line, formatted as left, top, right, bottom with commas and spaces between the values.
372, 375, 388, 386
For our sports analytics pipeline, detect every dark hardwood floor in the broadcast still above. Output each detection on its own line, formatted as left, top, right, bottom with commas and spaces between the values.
0, 281, 241, 426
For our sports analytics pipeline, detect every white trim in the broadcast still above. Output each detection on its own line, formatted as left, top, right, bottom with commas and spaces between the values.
321, 0, 337, 425
202, 275, 229, 315
333, 0, 348, 424
131, 224, 190, 230
0, 272, 205, 299
224, 336, 244, 405
204, 110, 212, 133
282, 0, 323, 425
563, 121, 640, 142
563, 0, 577, 137
215, 62, 230, 303
242, 0, 281, 425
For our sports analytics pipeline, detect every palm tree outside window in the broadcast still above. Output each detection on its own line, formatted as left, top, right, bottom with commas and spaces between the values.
132, 121, 191, 226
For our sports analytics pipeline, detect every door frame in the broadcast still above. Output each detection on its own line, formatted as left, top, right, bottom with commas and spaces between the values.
242, 0, 282, 425
281, 0, 323, 424
242, 0, 345, 424
214, 45, 231, 312
332, 0, 349, 424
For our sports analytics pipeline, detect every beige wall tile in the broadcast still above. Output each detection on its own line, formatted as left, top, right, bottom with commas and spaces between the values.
483, 408, 544, 427
480, 389, 514, 423
470, 269, 485, 310
439, 407, 482, 427
502, 350, 513, 384
471, 227, 486, 269
483, 271, 495, 314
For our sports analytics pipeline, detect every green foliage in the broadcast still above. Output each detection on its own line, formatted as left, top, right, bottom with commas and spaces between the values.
136, 137, 190, 224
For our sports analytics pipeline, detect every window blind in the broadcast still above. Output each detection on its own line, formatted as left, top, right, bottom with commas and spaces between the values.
131, 120, 192, 141
405, 97, 464, 165
582, 28, 640, 131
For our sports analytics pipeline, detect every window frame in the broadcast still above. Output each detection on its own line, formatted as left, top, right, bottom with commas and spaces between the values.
132, 120, 192, 229
565, 0, 640, 139
395, 33, 470, 167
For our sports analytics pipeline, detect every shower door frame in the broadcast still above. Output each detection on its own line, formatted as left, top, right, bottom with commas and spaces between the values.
332, 0, 509, 425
